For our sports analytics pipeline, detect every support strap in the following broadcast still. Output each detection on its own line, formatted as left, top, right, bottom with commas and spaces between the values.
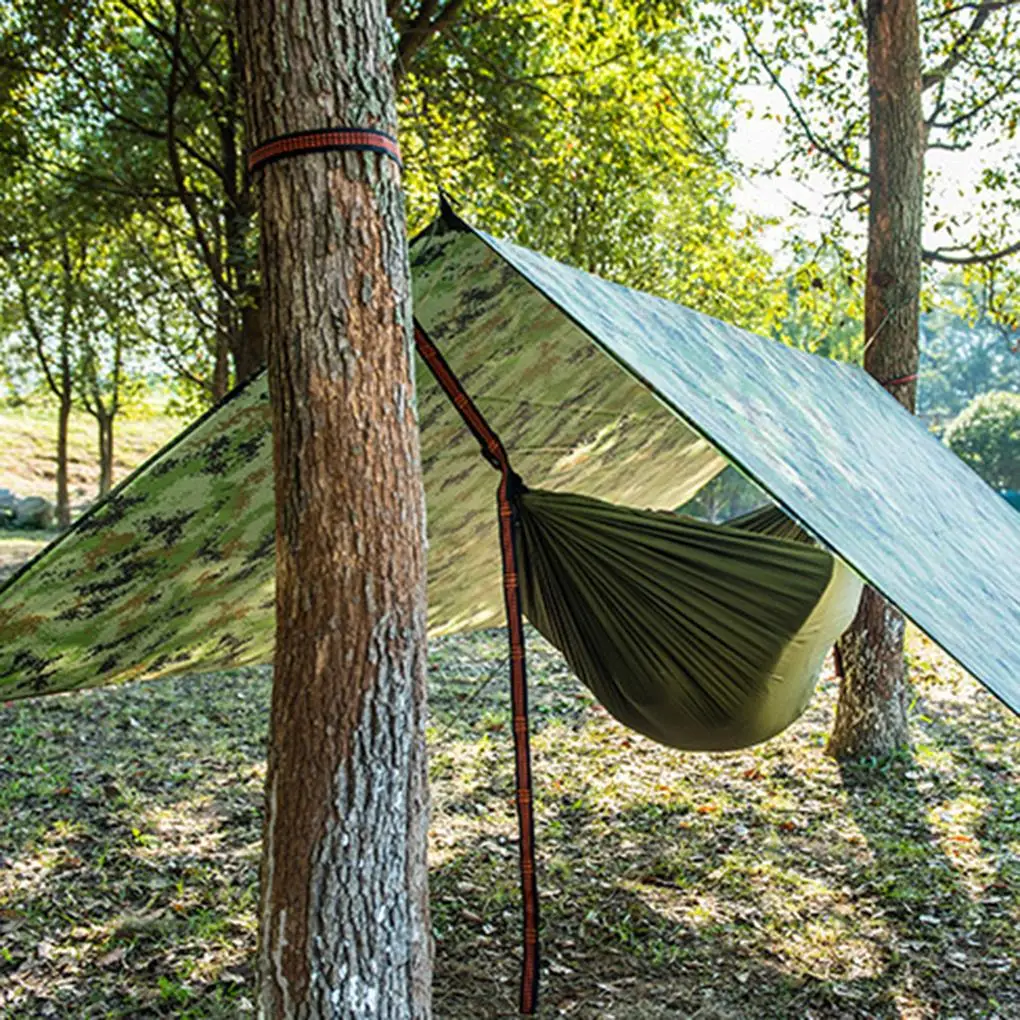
413, 321, 541, 1015
247, 126, 402, 174
879, 372, 918, 390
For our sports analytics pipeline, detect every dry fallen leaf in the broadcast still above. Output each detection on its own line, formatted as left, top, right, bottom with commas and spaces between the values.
97, 947, 126, 968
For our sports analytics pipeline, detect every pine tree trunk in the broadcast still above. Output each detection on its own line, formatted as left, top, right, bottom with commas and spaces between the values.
238, 2, 431, 1018
55, 392, 71, 528
828, 0, 924, 761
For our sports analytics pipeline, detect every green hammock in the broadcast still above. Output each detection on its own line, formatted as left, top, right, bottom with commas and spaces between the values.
412, 320, 867, 1013
515, 488, 862, 751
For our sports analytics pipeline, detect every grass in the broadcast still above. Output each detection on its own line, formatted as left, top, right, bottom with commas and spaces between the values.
0, 624, 1016, 1019
0, 400, 184, 508
0, 533, 52, 584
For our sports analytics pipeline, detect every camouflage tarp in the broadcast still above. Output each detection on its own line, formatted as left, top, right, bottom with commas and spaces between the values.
2, 208, 1019, 718
0, 214, 723, 698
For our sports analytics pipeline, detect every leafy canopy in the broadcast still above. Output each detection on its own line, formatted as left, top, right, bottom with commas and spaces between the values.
401, 0, 786, 332
945, 391, 1020, 491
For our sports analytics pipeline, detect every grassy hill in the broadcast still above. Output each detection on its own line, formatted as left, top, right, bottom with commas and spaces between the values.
0, 401, 185, 508
0, 400, 188, 581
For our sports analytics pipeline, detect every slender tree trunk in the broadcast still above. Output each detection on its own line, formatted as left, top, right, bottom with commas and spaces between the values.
222, 72, 266, 384
213, 310, 231, 401
55, 391, 71, 528
239, 2, 431, 1018
54, 236, 74, 530
828, 0, 924, 760
233, 299, 265, 381
97, 412, 114, 497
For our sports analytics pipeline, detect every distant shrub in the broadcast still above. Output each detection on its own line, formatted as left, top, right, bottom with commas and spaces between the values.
944, 391, 1020, 491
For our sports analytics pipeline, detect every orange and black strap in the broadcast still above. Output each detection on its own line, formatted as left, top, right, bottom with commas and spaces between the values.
879, 372, 918, 390
414, 321, 541, 1015
247, 126, 402, 174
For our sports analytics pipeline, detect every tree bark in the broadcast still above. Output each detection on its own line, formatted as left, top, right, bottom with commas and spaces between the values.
55, 391, 71, 528
828, 0, 924, 761
238, 2, 431, 1018
233, 298, 265, 382
97, 411, 114, 497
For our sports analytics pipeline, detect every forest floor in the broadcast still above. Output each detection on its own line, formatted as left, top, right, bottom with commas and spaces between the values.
0, 621, 1017, 1019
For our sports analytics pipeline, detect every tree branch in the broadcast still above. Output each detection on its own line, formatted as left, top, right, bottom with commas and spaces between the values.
921, 1, 1020, 22
166, 0, 227, 294
396, 0, 468, 77
922, 4, 995, 91
928, 69, 1020, 132
923, 240, 1020, 265
13, 276, 61, 399
736, 20, 868, 178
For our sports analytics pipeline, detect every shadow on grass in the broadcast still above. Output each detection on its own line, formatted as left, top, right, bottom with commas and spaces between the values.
841, 706, 1020, 1005
1, 637, 1016, 1020
0, 669, 269, 1018
431, 801, 913, 1019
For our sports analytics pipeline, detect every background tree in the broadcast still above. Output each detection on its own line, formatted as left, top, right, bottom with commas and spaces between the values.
239, 0, 431, 1015
727, 0, 1020, 759
27, 0, 263, 394
0, 215, 87, 527
825, 0, 923, 759
74, 235, 149, 496
919, 295, 1020, 430
945, 391, 1020, 492
1, 0, 478, 399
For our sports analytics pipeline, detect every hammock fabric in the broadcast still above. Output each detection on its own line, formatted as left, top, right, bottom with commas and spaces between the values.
413, 321, 862, 1011
516, 489, 862, 751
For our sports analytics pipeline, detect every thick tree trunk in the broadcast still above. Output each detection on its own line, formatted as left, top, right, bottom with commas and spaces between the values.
239, 2, 431, 1018
55, 392, 71, 528
829, 0, 924, 761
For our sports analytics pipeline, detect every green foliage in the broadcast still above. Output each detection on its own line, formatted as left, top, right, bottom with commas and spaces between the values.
0, 0, 805, 397
726, 0, 1020, 329
944, 391, 1020, 491
677, 465, 766, 522
768, 244, 864, 361
919, 299, 1020, 430
0, 0, 253, 401
401, 0, 786, 332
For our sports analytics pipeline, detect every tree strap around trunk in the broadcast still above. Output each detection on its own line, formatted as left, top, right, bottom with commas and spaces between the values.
878, 372, 918, 390
414, 321, 541, 1015
247, 126, 402, 174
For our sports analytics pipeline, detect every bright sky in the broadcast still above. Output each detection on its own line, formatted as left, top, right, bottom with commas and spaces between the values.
728, 86, 1013, 267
